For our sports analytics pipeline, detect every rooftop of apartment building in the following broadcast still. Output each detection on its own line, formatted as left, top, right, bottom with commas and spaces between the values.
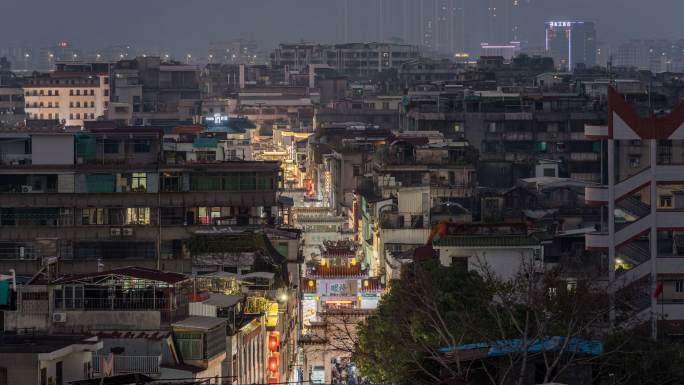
0, 333, 101, 354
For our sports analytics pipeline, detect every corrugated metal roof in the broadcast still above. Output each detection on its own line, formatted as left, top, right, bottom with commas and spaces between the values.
52, 266, 189, 285
172, 316, 227, 331
201, 293, 244, 307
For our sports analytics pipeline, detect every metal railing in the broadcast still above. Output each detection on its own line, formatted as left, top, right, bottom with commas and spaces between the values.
92, 354, 161, 375
54, 297, 185, 311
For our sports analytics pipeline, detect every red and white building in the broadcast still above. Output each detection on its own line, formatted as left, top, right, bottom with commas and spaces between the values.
585, 87, 684, 337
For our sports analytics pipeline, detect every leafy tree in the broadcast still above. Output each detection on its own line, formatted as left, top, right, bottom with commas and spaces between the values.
354, 259, 493, 384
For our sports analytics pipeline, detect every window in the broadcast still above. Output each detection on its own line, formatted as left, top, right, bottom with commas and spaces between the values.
82, 208, 106, 225
104, 89, 109, 97
126, 207, 150, 225
176, 332, 204, 360
69, 90, 74, 96
55, 102, 59, 108
197, 151, 216, 161
676, 281, 684, 293
54, 285, 84, 309
90, 89, 94, 96
48, 102, 52, 108
76, 113, 80, 119
83, 89, 88, 95
55, 90, 59, 96
161, 173, 181, 192
660, 195, 673, 208
47, 90, 52, 96
352, 165, 361, 177
90, 101, 95, 108
451, 256, 468, 271
76, 101, 80, 108
133, 139, 151, 153
103, 77, 109, 85
131, 173, 147, 192
76, 90, 80, 96
629, 156, 640, 168
69, 113, 74, 120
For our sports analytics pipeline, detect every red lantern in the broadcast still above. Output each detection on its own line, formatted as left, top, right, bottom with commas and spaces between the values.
267, 375, 280, 385
268, 352, 280, 372
268, 332, 280, 352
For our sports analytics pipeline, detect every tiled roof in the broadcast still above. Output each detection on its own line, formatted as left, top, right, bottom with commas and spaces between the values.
310, 264, 364, 278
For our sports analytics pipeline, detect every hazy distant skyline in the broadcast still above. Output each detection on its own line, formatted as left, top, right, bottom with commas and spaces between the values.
2, 0, 684, 56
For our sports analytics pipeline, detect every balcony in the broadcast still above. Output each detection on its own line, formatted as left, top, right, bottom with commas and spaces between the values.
585, 232, 609, 249
0, 154, 31, 166
584, 125, 608, 139
379, 212, 428, 230
93, 354, 161, 376
585, 185, 608, 205
570, 152, 599, 162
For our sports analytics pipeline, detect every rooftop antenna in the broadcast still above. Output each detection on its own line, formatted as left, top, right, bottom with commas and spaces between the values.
344, 0, 349, 42
379, 0, 384, 42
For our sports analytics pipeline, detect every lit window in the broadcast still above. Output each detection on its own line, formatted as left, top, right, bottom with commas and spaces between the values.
131, 173, 147, 192
660, 195, 673, 208
82, 208, 106, 225
126, 207, 150, 225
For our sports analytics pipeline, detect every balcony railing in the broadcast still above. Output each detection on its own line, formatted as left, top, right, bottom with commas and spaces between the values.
54, 297, 183, 311
93, 354, 161, 375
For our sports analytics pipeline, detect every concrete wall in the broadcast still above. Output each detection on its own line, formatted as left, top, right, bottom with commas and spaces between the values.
0, 353, 40, 385
32, 134, 74, 165
437, 246, 540, 281
41, 350, 92, 385
55, 310, 161, 331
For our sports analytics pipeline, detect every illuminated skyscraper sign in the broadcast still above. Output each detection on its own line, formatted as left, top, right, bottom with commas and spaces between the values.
545, 21, 596, 71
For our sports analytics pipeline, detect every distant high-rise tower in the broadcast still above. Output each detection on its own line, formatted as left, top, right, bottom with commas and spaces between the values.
545, 21, 597, 71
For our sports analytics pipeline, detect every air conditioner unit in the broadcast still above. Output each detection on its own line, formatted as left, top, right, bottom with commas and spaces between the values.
52, 312, 67, 323
122, 227, 134, 236
110, 227, 121, 236
21, 185, 32, 193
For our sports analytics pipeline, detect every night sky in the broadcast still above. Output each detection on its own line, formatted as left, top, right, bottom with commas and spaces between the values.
2, 0, 683, 55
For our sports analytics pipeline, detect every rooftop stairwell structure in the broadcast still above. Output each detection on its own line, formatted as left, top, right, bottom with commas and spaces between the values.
584, 87, 684, 337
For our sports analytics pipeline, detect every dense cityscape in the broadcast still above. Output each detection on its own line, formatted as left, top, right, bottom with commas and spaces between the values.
1, 1, 684, 385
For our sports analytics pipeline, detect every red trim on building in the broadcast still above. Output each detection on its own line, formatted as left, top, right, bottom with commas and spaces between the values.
609, 86, 684, 139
